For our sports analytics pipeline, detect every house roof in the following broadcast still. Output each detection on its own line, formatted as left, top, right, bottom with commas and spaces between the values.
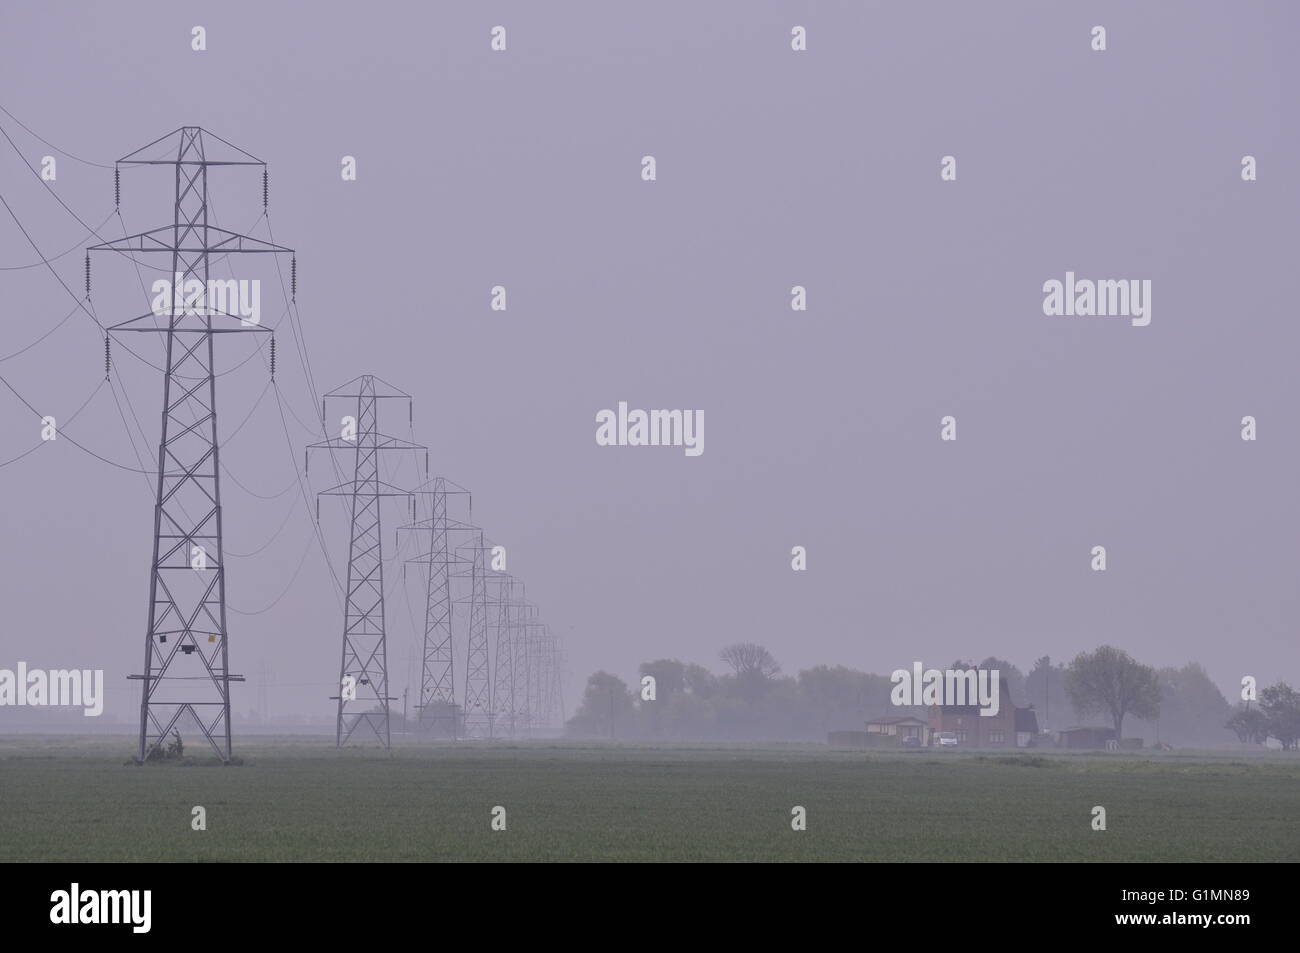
929, 676, 1014, 713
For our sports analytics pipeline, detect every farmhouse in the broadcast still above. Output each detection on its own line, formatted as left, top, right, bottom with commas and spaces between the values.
928, 678, 1037, 747
866, 715, 929, 746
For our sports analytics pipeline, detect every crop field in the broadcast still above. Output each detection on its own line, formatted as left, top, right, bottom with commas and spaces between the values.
0, 736, 1296, 862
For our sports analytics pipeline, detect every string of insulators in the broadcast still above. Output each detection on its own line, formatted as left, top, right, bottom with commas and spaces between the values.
408, 400, 413, 424
262, 169, 268, 209
104, 335, 111, 380
84, 253, 91, 297
290, 256, 297, 300
425, 450, 429, 476
114, 168, 120, 209
315, 497, 320, 522
269, 335, 276, 378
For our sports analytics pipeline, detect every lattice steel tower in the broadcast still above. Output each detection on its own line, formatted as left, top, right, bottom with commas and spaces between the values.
488, 571, 517, 737
456, 528, 491, 736
309, 375, 422, 747
514, 597, 538, 736
91, 127, 293, 763
404, 478, 471, 736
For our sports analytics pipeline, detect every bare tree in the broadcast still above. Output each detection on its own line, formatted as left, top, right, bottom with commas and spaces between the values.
720, 643, 780, 703
720, 643, 780, 680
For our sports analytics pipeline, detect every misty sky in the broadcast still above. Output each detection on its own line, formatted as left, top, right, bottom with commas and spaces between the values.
1, 1, 1297, 722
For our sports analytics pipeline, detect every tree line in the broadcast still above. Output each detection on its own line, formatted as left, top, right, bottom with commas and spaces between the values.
565, 642, 1299, 748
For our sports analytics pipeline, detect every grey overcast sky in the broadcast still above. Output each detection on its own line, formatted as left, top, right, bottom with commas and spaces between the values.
1, 0, 1297, 720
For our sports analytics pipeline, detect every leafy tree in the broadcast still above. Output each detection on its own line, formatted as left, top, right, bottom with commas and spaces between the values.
977, 657, 1025, 703
565, 671, 635, 739
638, 659, 686, 699
1025, 655, 1077, 731
660, 689, 717, 739
637, 659, 687, 736
946, 657, 1026, 710
798, 665, 898, 728
1144, 663, 1232, 745
1225, 706, 1269, 745
1064, 645, 1160, 740
682, 662, 717, 698
1260, 682, 1300, 750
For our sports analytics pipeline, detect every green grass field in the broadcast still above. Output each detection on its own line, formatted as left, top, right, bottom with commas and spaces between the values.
1, 736, 1297, 862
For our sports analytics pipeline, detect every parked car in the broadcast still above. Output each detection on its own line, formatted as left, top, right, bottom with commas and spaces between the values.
934, 731, 959, 747
900, 735, 922, 749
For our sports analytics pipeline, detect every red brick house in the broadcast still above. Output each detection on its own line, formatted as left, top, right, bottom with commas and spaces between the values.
928, 678, 1034, 747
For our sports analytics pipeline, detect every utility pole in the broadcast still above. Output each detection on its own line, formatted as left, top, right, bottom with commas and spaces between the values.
309, 374, 422, 748
93, 127, 293, 763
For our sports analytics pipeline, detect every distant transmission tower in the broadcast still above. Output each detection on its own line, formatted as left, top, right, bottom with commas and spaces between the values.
552, 630, 567, 728
455, 529, 491, 737
488, 571, 517, 737
405, 478, 470, 737
536, 626, 562, 735
309, 375, 422, 747
91, 127, 293, 763
526, 614, 551, 735
516, 600, 540, 736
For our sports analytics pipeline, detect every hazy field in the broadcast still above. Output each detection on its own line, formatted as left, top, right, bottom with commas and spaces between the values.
1, 736, 1296, 862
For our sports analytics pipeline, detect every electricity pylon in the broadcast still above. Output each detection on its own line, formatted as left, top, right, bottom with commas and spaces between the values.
402, 478, 471, 737
91, 127, 293, 763
525, 612, 550, 736
488, 571, 517, 737
309, 375, 422, 747
550, 629, 567, 729
514, 598, 538, 736
532, 625, 562, 735
453, 530, 491, 737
